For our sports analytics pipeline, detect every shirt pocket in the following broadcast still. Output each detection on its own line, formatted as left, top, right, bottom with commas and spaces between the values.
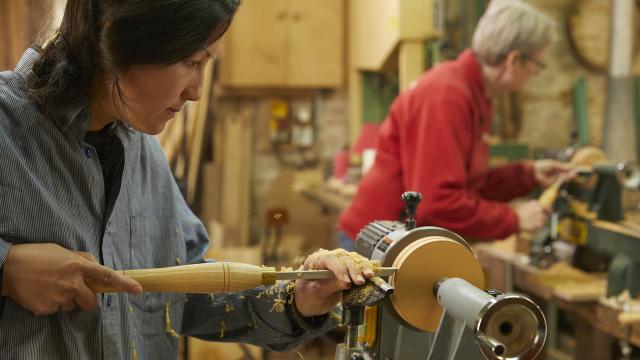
128, 292, 185, 359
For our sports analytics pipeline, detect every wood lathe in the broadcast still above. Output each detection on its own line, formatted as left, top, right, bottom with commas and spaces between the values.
335, 192, 547, 360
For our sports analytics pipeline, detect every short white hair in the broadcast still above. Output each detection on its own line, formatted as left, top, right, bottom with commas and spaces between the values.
472, 0, 556, 66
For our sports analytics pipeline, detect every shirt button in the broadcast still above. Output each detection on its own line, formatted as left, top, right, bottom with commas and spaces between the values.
84, 148, 92, 158
106, 295, 112, 307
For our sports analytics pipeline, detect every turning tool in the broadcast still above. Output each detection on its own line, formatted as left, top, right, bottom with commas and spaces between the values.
88, 265, 397, 293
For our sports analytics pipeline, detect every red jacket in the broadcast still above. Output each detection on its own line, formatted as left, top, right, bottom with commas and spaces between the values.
339, 49, 537, 241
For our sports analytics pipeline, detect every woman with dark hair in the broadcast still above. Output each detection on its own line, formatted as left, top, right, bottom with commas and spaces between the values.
0, 1, 370, 358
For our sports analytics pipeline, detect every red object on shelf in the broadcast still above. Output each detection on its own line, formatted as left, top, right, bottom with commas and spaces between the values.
332, 149, 349, 180
352, 123, 380, 154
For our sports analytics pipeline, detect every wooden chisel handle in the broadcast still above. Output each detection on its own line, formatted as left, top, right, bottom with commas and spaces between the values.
87, 262, 275, 294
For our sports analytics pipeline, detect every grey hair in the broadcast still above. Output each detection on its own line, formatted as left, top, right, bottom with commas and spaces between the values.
472, 0, 556, 66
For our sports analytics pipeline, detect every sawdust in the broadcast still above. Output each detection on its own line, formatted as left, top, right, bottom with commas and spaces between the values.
342, 283, 379, 304
225, 304, 235, 314
164, 303, 180, 338
311, 248, 380, 273
257, 280, 296, 313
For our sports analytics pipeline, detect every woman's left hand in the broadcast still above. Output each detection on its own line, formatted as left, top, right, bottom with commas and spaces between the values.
294, 248, 375, 318
534, 159, 576, 187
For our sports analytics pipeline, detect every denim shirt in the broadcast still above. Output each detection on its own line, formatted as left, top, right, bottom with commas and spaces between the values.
0, 49, 334, 359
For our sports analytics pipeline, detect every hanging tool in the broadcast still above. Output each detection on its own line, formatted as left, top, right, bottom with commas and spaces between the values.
87, 264, 397, 293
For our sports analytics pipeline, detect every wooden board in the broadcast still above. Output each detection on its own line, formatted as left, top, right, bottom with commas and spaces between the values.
220, 102, 254, 246
201, 162, 222, 226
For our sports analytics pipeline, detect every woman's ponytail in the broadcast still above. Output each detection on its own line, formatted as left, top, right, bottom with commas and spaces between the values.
28, 0, 100, 115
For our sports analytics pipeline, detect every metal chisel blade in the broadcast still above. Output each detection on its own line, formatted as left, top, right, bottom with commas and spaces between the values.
274, 267, 398, 281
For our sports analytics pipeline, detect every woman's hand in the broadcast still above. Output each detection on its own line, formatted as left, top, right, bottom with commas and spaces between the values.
293, 248, 375, 318
1, 243, 142, 315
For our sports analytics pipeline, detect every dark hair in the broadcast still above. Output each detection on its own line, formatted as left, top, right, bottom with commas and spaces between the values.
28, 0, 240, 115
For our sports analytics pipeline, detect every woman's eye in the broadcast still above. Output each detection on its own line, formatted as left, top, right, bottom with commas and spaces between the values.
187, 60, 200, 70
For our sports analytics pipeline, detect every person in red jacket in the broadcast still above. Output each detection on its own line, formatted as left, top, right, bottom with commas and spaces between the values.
338, 0, 573, 250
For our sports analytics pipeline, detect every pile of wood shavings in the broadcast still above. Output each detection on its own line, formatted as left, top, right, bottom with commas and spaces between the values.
309, 248, 380, 273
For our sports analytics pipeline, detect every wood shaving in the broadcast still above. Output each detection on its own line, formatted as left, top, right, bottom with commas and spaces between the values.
260, 281, 296, 313
164, 303, 180, 338
225, 304, 235, 313
219, 321, 226, 339
131, 341, 138, 360
329, 310, 342, 323
270, 298, 287, 313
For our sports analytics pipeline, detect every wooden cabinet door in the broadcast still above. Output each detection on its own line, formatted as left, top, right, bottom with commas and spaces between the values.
220, 0, 288, 87
286, 0, 344, 87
